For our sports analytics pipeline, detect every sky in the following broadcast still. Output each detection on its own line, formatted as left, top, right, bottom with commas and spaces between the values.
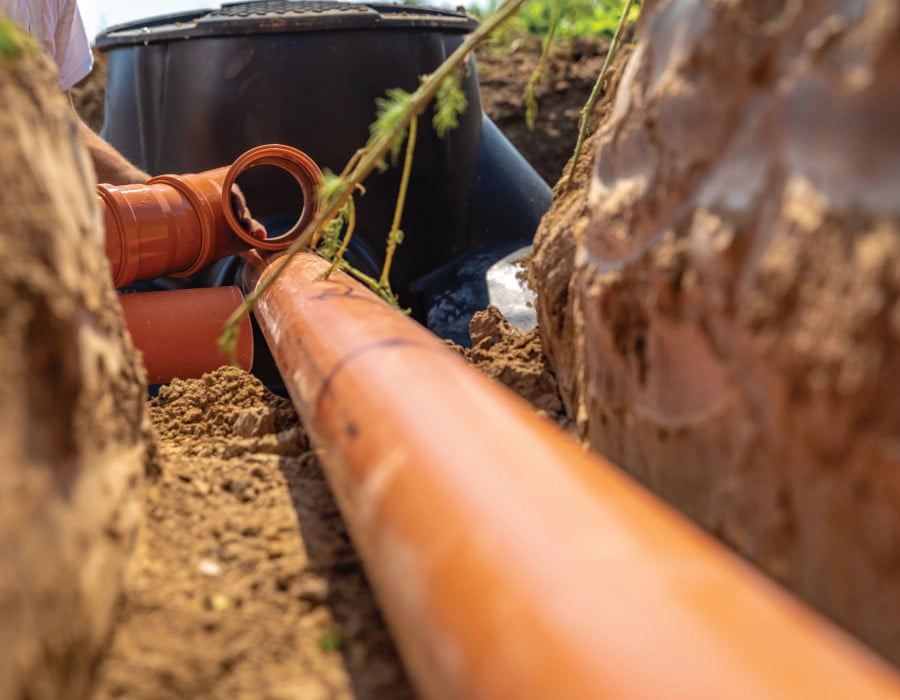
77, 0, 221, 41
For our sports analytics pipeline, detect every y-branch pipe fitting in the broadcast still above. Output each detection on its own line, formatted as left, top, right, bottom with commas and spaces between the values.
244, 251, 900, 700
99, 144, 322, 288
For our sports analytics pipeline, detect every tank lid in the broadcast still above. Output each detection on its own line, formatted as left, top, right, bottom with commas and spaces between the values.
96, 1, 478, 48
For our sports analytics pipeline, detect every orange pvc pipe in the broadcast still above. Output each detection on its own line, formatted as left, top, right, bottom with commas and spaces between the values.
100, 144, 322, 288
245, 251, 900, 700
118, 286, 252, 384
221, 144, 322, 251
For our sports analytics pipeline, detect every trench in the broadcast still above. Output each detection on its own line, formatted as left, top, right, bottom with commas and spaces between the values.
77, 24, 900, 700
83, 38, 601, 700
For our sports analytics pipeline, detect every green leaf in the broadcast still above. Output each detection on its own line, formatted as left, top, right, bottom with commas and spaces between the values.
318, 169, 346, 206
470, 0, 641, 40
217, 323, 239, 367
369, 87, 415, 166
433, 70, 468, 138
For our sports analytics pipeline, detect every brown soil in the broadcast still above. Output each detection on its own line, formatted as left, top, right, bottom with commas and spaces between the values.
532, 0, 900, 665
476, 36, 611, 184
0, 38, 148, 699
70, 48, 107, 133
92, 367, 415, 699
527, 42, 634, 417
458, 306, 571, 429
91, 334, 567, 699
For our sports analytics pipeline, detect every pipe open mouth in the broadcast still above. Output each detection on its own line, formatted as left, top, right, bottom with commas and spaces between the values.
221, 144, 323, 251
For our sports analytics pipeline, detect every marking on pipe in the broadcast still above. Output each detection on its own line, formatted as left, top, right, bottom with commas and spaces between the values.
313, 337, 436, 413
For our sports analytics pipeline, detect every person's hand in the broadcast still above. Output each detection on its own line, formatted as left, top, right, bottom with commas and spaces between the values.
229, 184, 267, 240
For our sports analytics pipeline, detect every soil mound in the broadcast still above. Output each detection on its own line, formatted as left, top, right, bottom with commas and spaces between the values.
0, 28, 148, 699
533, 0, 900, 663
460, 306, 570, 428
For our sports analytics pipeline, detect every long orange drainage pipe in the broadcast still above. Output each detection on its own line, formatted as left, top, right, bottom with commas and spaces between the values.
100, 144, 322, 288
245, 251, 900, 700
118, 286, 252, 384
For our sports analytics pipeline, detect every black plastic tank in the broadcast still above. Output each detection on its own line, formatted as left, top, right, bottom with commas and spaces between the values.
97, 0, 550, 345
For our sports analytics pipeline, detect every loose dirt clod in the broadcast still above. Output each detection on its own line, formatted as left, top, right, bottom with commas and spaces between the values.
462, 306, 570, 428
91, 367, 414, 700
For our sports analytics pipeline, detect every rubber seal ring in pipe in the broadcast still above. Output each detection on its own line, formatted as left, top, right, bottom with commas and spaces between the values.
221, 144, 323, 252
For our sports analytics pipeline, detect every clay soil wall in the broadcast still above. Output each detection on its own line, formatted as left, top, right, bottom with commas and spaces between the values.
533, 0, 900, 664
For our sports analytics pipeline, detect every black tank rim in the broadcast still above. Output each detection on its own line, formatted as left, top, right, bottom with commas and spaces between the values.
95, 1, 478, 49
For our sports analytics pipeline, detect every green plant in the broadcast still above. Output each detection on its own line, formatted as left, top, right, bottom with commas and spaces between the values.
523, 0, 639, 130
218, 0, 641, 361
557, 0, 640, 39
524, 0, 561, 129
314, 68, 467, 307
471, 0, 640, 40
0, 18, 25, 61
566, 0, 638, 186
318, 628, 345, 653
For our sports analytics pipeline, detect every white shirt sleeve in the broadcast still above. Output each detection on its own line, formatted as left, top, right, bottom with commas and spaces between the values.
0, 0, 93, 90
53, 0, 93, 91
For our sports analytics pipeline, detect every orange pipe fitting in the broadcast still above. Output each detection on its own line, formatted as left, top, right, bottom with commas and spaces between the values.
99, 144, 322, 288
245, 251, 900, 700
221, 144, 322, 251
118, 286, 252, 384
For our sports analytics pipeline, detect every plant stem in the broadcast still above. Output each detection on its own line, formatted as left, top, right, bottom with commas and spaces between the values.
565, 0, 636, 187
323, 199, 357, 279
220, 0, 529, 358
524, 0, 561, 130
380, 117, 417, 289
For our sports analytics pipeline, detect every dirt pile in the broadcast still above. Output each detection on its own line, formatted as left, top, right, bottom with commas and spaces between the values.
477, 37, 612, 184
92, 367, 413, 699
532, 0, 900, 662
459, 306, 569, 427
0, 28, 148, 699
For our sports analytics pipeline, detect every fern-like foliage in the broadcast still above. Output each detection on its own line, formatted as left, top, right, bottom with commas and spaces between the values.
524, 0, 561, 130
370, 87, 415, 167
318, 169, 346, 207
432, 68, 468, 138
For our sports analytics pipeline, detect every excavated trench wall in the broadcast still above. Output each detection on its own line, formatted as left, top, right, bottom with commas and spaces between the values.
533, 0, 900, 663
0, 31, 149, 698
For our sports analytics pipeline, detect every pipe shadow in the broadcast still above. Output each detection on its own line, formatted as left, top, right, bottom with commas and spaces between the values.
278, 451, 417, 700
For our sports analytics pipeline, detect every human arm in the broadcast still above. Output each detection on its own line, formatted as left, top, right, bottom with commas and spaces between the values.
44, 0, 149, 184
74, 115, 152, 185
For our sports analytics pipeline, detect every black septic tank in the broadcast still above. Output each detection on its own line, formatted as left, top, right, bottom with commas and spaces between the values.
97, 1, 551, 344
